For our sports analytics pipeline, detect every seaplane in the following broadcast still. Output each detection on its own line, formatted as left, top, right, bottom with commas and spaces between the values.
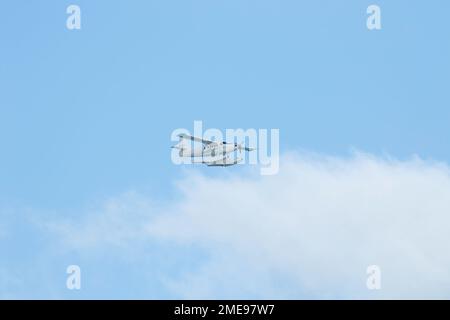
171, 133, 256, 167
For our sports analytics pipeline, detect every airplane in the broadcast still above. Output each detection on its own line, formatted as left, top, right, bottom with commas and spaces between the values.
171, 133, 256, 167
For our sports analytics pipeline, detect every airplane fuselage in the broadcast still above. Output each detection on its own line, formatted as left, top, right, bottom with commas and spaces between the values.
179, 143, 236, 158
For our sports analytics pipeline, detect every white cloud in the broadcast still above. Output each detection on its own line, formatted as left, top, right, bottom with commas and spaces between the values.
46, 151, 450, 299
41, 191, 155, 250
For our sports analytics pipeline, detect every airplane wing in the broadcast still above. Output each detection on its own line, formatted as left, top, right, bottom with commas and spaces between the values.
178, 133, 215, 145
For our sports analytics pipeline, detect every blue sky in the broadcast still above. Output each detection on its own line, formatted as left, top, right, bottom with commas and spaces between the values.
1, 1, 450, 299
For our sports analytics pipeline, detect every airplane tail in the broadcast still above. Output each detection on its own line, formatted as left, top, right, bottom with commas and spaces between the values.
172, 135, 190, 157
171, 138, 187, 150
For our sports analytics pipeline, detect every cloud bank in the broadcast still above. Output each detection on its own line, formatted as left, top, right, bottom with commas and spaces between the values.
45, 151, 450, 299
